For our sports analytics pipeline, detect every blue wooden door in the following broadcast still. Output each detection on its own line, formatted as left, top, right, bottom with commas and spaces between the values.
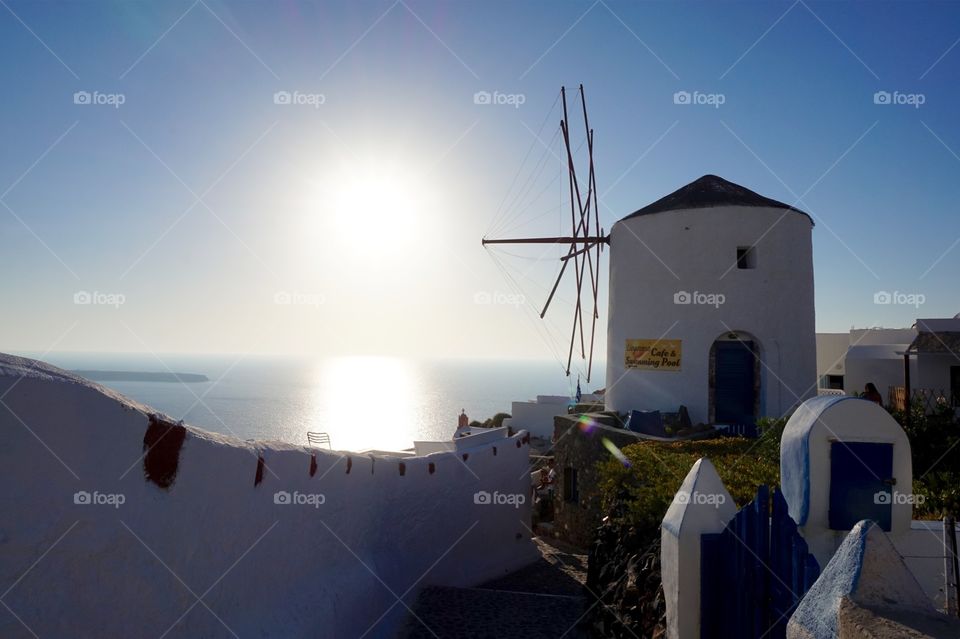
715, 340, 756, 426
828, 441, 893, 531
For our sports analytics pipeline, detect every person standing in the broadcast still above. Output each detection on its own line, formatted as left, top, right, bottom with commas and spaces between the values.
863, 382, 884, 406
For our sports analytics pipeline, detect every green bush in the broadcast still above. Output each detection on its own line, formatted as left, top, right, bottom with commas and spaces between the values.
468, 412, 512, 430
597, 427, 782, 541
892, 402, 960, 518
485, 412, 512, 429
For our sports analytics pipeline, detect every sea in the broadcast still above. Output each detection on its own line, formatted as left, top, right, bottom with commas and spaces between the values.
26, 352, 603, 452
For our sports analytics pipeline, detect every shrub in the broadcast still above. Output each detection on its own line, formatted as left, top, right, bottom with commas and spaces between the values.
485, 412, 512, 429
892, 402, 960, 518
469, 412, 512, 430
597, 431, 781, 541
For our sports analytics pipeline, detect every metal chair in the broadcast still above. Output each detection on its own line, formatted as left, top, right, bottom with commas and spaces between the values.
306, 431, 332, 449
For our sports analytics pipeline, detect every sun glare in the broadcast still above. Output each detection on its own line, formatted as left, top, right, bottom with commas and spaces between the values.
310, 356, 420, 452
304, 162, 423, 258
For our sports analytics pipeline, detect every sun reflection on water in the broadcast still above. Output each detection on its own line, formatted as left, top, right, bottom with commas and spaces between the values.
309, 356, 422, 452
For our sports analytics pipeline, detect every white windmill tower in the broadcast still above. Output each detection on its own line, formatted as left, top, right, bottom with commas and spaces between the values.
604, 175, 816, 426
484, 90, 816, 426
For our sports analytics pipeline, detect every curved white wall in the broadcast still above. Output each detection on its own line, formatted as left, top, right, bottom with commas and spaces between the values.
0, 356, 537, 638
780, 397, 912, 569
605, 206, 816, 423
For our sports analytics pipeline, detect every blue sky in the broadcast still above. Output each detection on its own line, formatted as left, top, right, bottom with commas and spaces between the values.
1, 0, 958, 367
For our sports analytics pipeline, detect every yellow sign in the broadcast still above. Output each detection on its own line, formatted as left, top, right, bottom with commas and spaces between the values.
625, 339, 682, 371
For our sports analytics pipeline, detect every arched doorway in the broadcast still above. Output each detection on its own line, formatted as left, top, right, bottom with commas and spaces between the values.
709, 333, 761, 426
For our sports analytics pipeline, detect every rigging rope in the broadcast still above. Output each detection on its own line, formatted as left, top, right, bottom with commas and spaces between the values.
497, 200, 571, 240
486, 232, 598, 382
497, 132, 589, 238
485, 91, 562, 238
487, 246, 573, 306
486, 247, 569, 376
486, 245, 584, 341
488, 127, 561, 239
497, 128, 560, 226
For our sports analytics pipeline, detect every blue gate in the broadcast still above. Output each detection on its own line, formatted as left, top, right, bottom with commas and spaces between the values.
700, 486, 820, 639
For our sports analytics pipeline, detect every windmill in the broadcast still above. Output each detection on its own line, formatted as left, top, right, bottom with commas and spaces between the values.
482, 85, 609, 383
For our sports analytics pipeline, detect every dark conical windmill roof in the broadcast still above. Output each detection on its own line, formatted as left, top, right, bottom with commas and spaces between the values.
620, 175, 813, 224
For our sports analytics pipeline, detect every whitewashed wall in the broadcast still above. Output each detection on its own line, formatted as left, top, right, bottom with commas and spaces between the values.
850, 327, 917, 345
780, 395, 955, 608
781, 397, 913, 566
816, 328, 919, 395
815, 332, 849, 383
502, 395, 601, 440
917, 352, 959, 389
843, 343, 913, 397
503, 401, 565, 439
0, 355, 538, 639
606, 206, 816, 423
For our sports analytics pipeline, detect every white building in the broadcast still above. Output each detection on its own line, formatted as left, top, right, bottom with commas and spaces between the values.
814, 332, 849, 391
909, 317, 960, 403
815, 328, 917, 396
605, 175, 817, 425
501, 393, 602, 440
815, 319, 960, 408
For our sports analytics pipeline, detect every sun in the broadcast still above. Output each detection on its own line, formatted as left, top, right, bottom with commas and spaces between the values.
304, 162, 422, 259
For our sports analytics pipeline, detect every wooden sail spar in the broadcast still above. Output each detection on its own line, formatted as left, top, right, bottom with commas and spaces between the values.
482, 85, 608, 382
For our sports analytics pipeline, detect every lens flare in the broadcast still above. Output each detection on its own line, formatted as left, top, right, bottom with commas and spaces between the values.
601, 437, 631, 467
577, 414, 596, 434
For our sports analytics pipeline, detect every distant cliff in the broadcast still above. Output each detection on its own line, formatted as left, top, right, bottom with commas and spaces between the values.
71, 369, 209, 383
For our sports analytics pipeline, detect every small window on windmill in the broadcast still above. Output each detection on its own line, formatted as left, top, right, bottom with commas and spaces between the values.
736, 246, 757, 269
563, 467, 579, 503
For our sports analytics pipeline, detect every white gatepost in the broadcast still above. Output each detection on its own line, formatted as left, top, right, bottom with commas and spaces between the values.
661, 458, 737, 639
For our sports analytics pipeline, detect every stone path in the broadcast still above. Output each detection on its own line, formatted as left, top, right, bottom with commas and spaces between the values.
482, 537, 588, 597
399, 538, 590, 638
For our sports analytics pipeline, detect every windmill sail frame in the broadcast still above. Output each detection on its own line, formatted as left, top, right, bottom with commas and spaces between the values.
482, 85, 608, 382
